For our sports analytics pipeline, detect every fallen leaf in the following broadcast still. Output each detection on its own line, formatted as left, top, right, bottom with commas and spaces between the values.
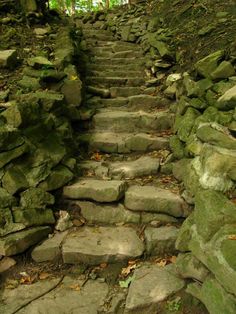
156, 259, 167, 267
121, 264, 136, 277
39, 272, 51, 280
70, 75, 78, 80
69, 284, 81, 291
100, 263, 108, 269
169, 256, 177, 264
228, 235, 236, 240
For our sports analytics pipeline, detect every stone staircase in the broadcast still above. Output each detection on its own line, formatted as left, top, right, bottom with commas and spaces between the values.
58, 25, 189, 266
28, 23, 191, 314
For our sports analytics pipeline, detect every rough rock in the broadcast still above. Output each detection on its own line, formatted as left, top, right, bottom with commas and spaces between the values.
63, 179, 127, 202
145, 226, 179, 256
217, 85, 236, 110
62, 226, 144, 265
0, 277, 62, 314
16, 277, 109, 314
31, 231, 68, 262
187, 279, 236, 314
195, 50, 224, 77
0, 226, 51, 256
0, 49, 17, 68
125, 185, 188, 217
125, 264, 185, 313
175, 253, 209, 282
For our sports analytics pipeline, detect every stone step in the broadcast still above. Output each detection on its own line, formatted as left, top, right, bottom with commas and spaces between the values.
125, 185, 189, 218
62, 226, 145, 265
85, 76, 145, 87
92, 110, 173, 132
84, 34, 116, 41
86, 70, 143, 78
83, 29, 113, 36
79, 132, 169, 153
63, 179, 126, 202
110, 87, 143, 97
108, 156, 160, 179
86, 40, 140, 49
90, 56, 146, 66
85, 95, 166, 110
76, 201, 140, 224
90, 44, 142, 53
87, 63, 143, 72
88, 50, 143, 58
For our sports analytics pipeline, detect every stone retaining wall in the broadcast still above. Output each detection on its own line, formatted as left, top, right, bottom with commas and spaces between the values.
0, 23, 83, 256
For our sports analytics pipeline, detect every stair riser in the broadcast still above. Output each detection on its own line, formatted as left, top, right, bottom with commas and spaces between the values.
84, 34, 115, 41
92, 115, 174, 133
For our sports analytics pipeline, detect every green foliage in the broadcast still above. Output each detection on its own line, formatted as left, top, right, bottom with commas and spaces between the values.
49, 0, 127, 13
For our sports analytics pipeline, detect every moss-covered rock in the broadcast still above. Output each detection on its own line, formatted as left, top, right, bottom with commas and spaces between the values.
20, 188, 54, 209
195, 50, 224, 78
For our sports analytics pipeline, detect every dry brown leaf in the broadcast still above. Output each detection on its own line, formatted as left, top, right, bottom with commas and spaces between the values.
169, 256, 177, 264
20, 275, 36, 285
100, 263, 108, 269
121, 264, 137, 277
228, 235, 236, 240
39, 272, 51, 280
69, 284, 81, 291
156, 259, 167, 267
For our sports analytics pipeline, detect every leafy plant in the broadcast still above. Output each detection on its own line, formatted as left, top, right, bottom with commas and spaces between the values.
166, 297, 182, 312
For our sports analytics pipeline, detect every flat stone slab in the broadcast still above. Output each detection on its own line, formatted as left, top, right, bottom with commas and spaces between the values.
62, 226, 144, 265
92, 110, 173, 132
63, 179, 126, 202
145, 226, 179, 256
0, 226, 51, 256
31, 231, 68, 263
110, 87, 143, 98
109, 156, 160, 179
4, 277, 108, 314
0, 277, 62, 314
91, 57, 145, 66
77, 201, 140, 224
125, 264, 185, 313
125, 186, 188, 217
0, 49, 17, 68
79, 132, 169, 153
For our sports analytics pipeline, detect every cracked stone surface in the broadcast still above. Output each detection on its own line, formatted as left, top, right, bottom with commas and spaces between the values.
62, 226, 144, 265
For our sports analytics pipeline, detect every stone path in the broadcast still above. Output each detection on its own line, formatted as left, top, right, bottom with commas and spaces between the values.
0, 22, 192, 314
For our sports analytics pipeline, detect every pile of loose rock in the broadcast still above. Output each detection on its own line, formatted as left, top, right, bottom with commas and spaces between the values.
0, 23, 82, 256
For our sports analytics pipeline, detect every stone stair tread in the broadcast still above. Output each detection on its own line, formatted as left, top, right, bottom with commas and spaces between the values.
80, 155, 160, 180
88, 50, 143, 58
63, 178, 126, 202
90, 57, 146, 65
87, 64, 144, 71
125, 185, 189, 218
79, 132, 169, 153
85, 94, 165, 109
62, 226, 145, 265
108, 155, 160, 179
86, 70, 143, 77
92, 109, 173, 132
85, 76, 145, 87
